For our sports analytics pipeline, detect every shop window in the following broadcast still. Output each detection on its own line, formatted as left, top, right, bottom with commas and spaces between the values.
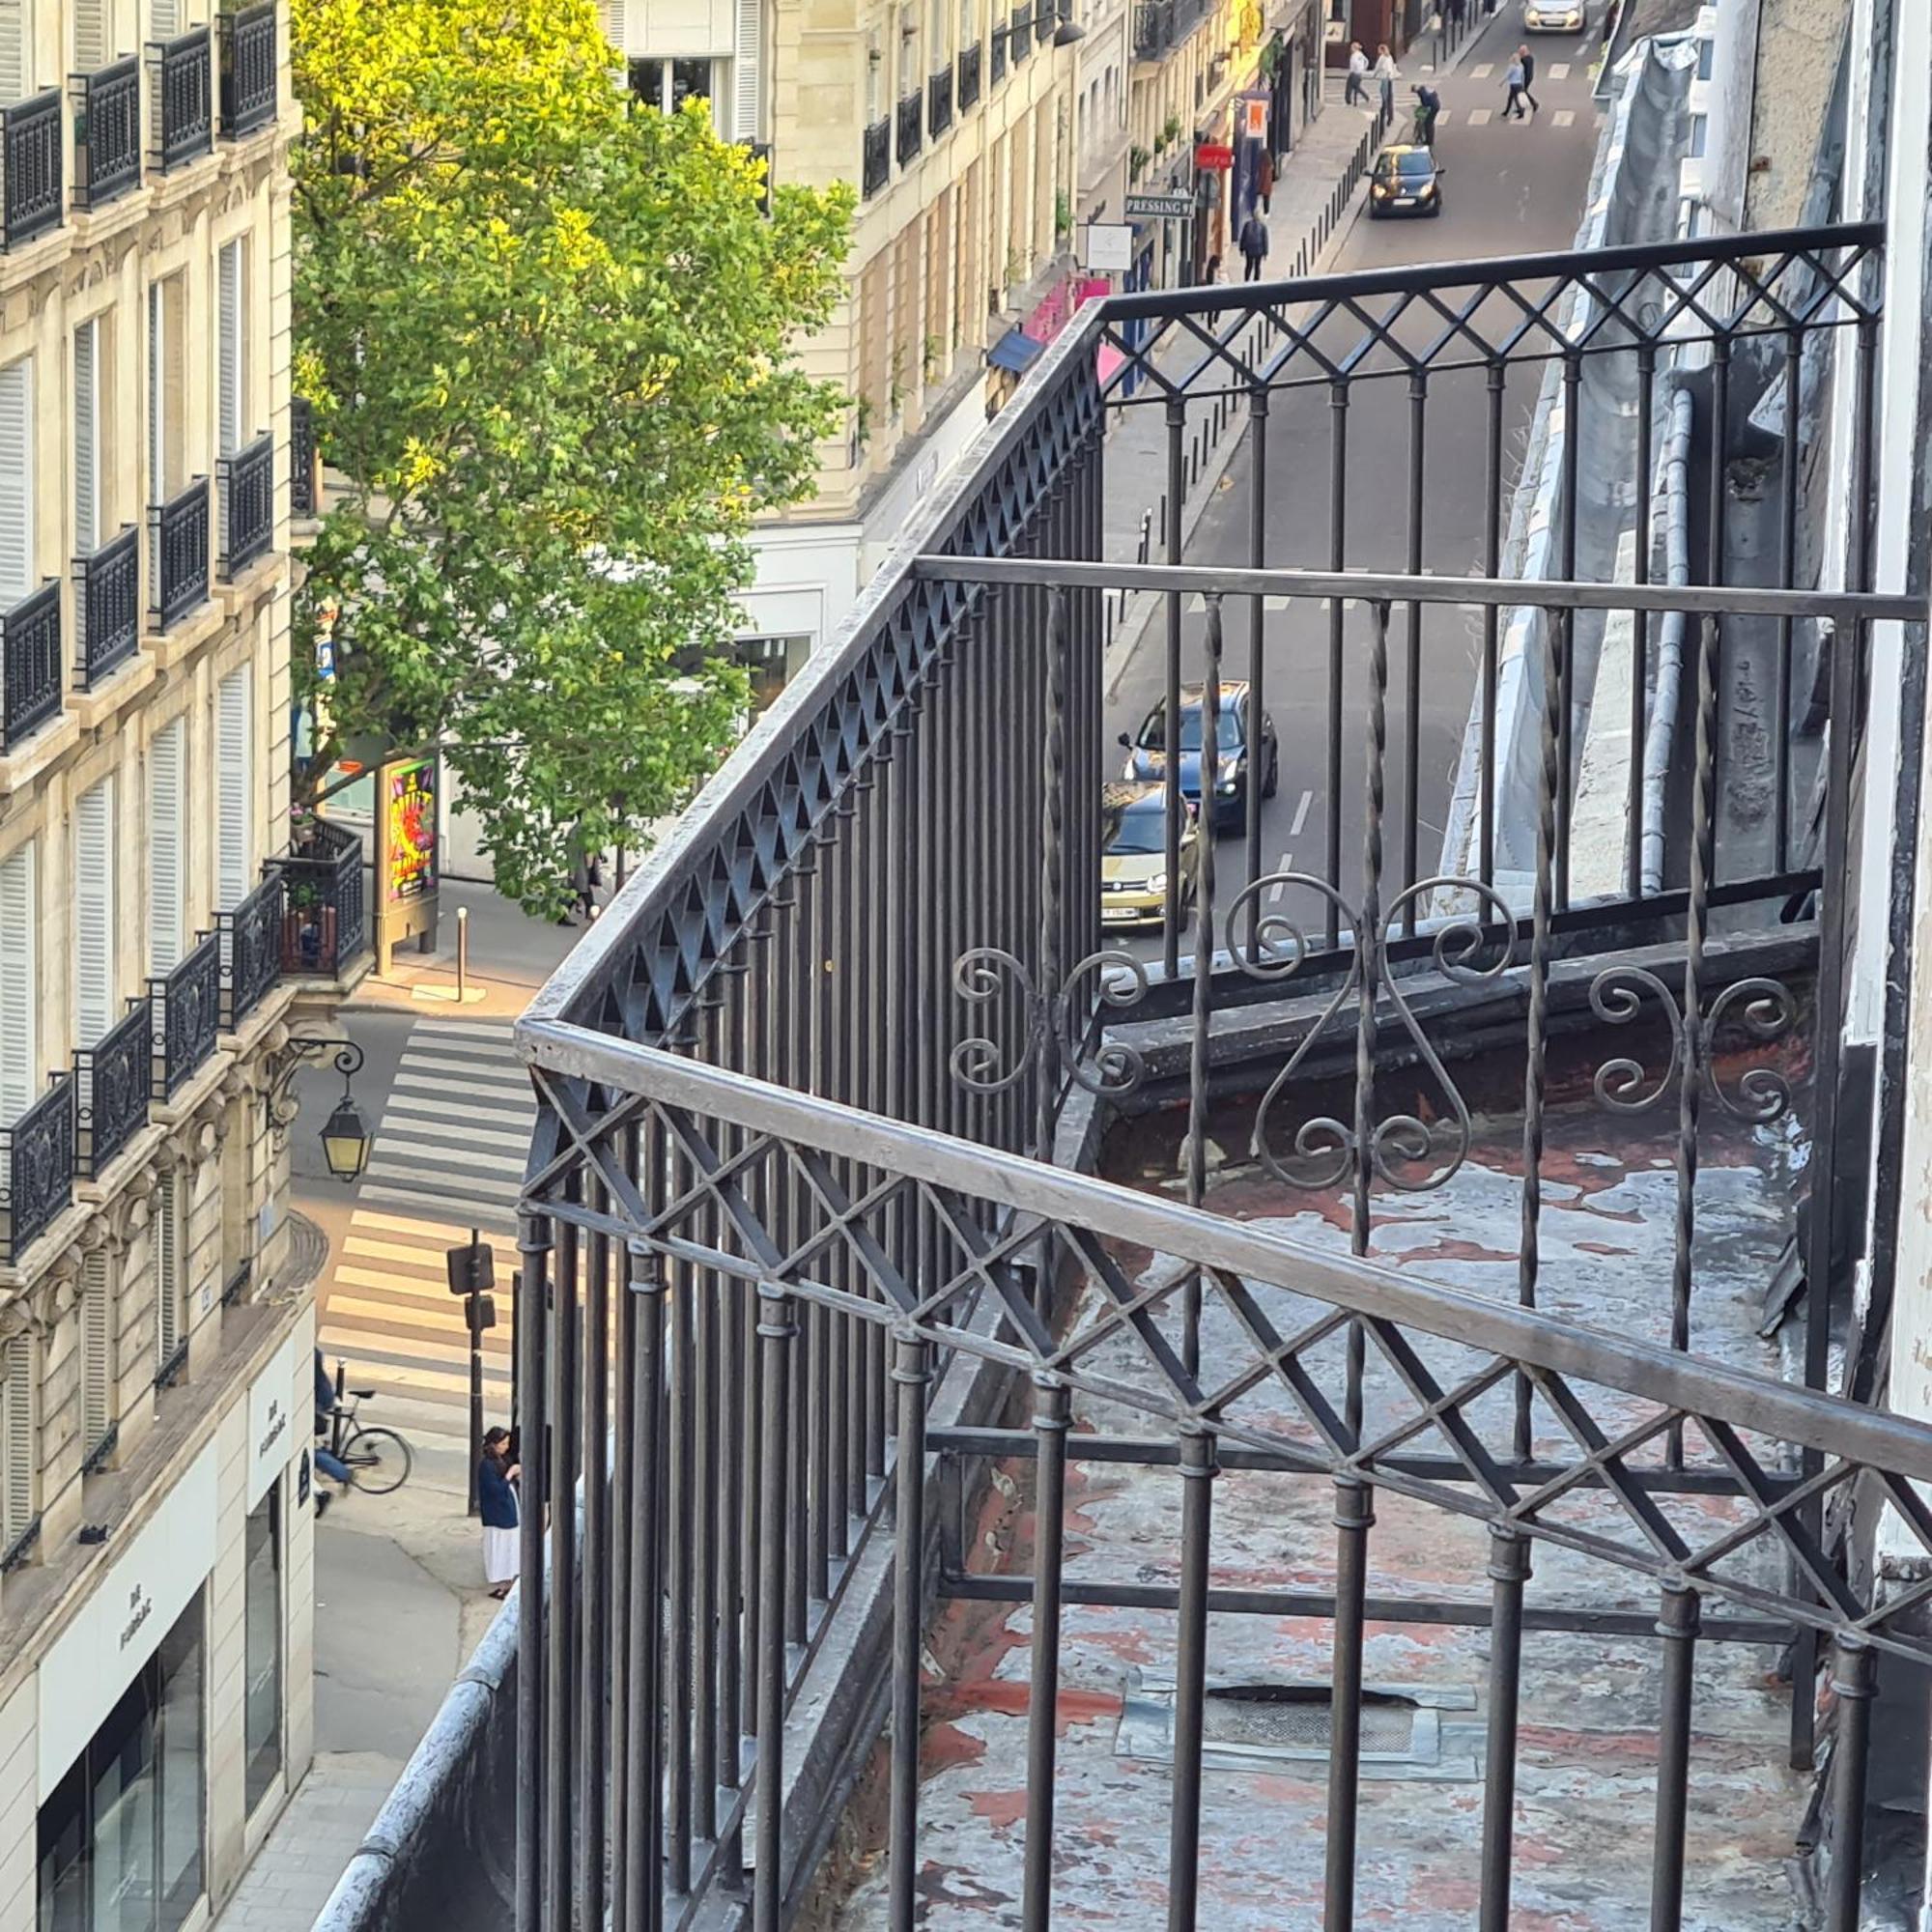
243, 1486, 282, 1813
736, 634, 808, 714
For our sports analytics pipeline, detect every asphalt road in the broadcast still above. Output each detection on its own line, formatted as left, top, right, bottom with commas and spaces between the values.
1104, 9, 1606, 965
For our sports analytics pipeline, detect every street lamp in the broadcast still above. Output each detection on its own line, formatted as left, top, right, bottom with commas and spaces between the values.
267, 1035, 374, 1184
319, 1090, 374, 1183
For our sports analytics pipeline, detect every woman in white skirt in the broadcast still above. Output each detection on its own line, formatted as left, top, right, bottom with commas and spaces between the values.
479, 1427, 520, 1598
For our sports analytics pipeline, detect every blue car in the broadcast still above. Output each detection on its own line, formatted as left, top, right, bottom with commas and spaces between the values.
1118, 682, 1279, 831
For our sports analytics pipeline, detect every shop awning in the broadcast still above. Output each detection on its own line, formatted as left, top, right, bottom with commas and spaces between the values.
987, 328, 1045, 374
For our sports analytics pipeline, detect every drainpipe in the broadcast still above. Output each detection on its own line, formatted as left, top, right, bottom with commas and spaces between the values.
1639, 378, 1693, 895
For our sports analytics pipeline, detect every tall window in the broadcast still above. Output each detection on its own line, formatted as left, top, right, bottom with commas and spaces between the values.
243, 1487, 282, 1811
216, 237, 247, 458
154, 1174, 184, 1379
148, 275, 185, 504
0, 0, 34, 103
866, 31, 883, 120
71, 0, 108, 72
958, 0, 975, 49
150, 0, 179, 37
74, 775, 117, 1046
148, 718, 185, 974
73, 319, 101, 558
628, 57, 719, 117
0, 838, 37, 1122
1, 1337, 36, 1551
80, 1250, 116, 1465
0, 355, 35, 611
215, 665, 252, 909
929, 0, 947, 68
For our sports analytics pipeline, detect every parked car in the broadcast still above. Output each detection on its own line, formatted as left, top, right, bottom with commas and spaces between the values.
1100, 780, 1200, 927
1118, 681, 1279, 831
1368, 145, 1444, 219
1523, 0, 1586, 30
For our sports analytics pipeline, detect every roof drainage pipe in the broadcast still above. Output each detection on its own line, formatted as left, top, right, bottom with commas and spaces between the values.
1640, 376, 1693, 896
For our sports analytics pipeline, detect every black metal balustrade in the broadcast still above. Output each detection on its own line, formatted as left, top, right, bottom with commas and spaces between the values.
957, 40, 981, 108
275, 820, 366, 976
72, 56, 142, 210
0, 580, 62, 752
217, 0, 275, 136
73, 998, 153, 1179
217, 871, 284, 1030
862, 115, 890, 198
990, 17, 1008, 80
149, 930, 220, 1100
1035, 1, 1054, 43
1, 89, 62, 248
0, 1076, 74, 1265
218, 432, 274, 578
895, 90, 921, 166
290, 395, 318, 518
927, 66, 952, 137
1010, 0, 1032, 59
147, 27, 213, 171
73, 525, 140, 687
1133, 0, 1173, 55
149, 476, 210, 630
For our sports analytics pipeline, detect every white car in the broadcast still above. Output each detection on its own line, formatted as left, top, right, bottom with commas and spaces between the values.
1523, 0, 1585, 28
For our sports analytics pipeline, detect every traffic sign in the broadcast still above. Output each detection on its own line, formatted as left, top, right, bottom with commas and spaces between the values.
1125, 192, 1194, 218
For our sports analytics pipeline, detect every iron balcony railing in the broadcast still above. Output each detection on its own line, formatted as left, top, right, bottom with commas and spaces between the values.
957, 40, 981, 109
0, 580, 62, 752
290, 395, 318, 518
149, 930, 220, 1101
275, 820, 366, 976
146, 27, 213, 171
217, 0, 275, 136
1010, 0, 1032, 60
1133, 0, 1172, 54
0, 89, 62, 248
217, 871, 284, 1030
71, 55, 142, 210
73, 997, 153, 1179
217, 431, 273, 578
73, 525, 140, 688
862, 115, 890, 198
149, 476, 210, 630
927, 65, 952, 137
895, 89, 921, 166
990, 17, 1008, 81
0, 1075, 74, 1265
1035, 0, 1054, 43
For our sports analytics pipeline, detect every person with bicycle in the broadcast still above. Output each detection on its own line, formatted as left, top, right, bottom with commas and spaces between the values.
313, 1349, 354, 1513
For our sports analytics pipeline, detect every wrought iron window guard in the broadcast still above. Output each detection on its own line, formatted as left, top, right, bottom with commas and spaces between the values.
217, 0, 275, 137
0, 1074, 75, 1264
0, 88, 62, 248
895, 89, 922, 166
74, 996, 154, 1179
149, 476, 211, 631
0, 578, 61, 752
73, 524, 140, 688
71, 55, 142, 210
1009, 0, 1032, 60
290, 395, 318, 518
150, 929, 221, 1101
927, 65, 952, 137
274, 820, 366, 976
154, 1335, 188, 1389
81, 1422, 119, 1475
146, 27, 213, 172
990, 18, 1008, 81
0, 1517, 41, 1573
957, 41, 981, 109
217, 431, 273, 579
217, 871, 285, 1031
862, 115, 890, 199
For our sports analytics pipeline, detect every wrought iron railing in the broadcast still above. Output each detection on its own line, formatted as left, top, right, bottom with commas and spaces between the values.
290, 396, 318, 519
1133, 0, 1172, 55
74, 525, 140, 687
0, 89, 62, 248
147, 27, 213, 171
74, 997, 153, 1179
0, 580, 62, 752
927, 65, 952, 137
71, 56, 142, 210
150, 930, 221, 1101
0, 1076, 75, 1264
990, 17, 1008, 81
149, 476, 210, 630
218, 431, 273, 578
957, 40, 981, 109
217, 871, 284, 1030
1009, 0, 1032, 60
862, 115, 890, 199
275, 820, 366, 975
217, 0, 275, 136
895, 89, 921, 166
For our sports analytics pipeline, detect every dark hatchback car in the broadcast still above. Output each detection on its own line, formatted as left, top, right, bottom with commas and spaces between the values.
1368, 144, 1444, 218
1118, 681, 1279, 831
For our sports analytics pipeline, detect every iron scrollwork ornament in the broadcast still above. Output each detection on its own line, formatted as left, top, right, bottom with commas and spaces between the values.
1585, 967, 1795, 1122
949, 945, 1151, 1113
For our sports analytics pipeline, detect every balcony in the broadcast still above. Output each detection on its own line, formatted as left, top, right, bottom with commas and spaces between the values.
149, 476, 210, 631
957, 40, 981, 109
73, 525, 140, 688
275, 820, 366, 977
217, 871, 284, 1031
217, 431, 273, 578
217, 0, 275, 137
895, 90, 921, 167
71, 56, 142, 211
862, 115, 890, 199
991, 18, 1008, 82
146, 27, 213, 172
927, 65, 953, 138
149, 930, 220, 1101
1010, 0, 1032, 60
1, 90, 62, 249
73, 998, 153, 1180
0, 580, 62, 753
0, 1076, 74, 1264
290, 395, 318, 518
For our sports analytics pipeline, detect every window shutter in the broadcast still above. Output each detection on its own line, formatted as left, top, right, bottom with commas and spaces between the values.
73, 319, 99, 559
218, 241, 243, 458
598, 0, 622, 47
147, 281, 163, 502
151, 0, 177, 41
734, 0, 759, 139
73, 0, 106, 73
0, 0, 25, 106
216, 666, 252, 909
0, 840, 37, 1122
1, 1338, 36, 1544
155, 1180, 181, 1371
74, 776, 116, 1047
0, 357, 34, 609
81, 1252, 113, 1452
148, 718, 184, 973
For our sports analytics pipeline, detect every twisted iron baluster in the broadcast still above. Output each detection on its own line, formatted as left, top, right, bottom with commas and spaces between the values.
1183, 595, 1223, 1381
1037, 586, 1069, 1161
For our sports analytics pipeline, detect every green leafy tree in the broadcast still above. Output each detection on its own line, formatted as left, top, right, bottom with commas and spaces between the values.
292, 0, 853, 911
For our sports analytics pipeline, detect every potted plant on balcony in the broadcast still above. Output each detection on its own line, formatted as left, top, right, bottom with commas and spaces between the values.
281, 877, 336, 974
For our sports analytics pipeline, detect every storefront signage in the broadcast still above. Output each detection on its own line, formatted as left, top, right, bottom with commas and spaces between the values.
1238, 95, 1269, 142
1124, 192, 1195, 218
1195, 142, 1234, 170
248, 1327, 304, 1507
384, 756, 440, 905
38, 1443, 217, 1799
1083, 221, 1134, 272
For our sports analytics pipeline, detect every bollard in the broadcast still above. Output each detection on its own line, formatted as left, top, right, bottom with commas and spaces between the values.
456, 903, 469, 1003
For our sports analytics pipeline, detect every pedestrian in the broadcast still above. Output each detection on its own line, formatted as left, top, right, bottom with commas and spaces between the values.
1258, 147, 1274, 215
1413, 82, 1440, 146
479, 1427, 521, 1599
1237, 211, 1269, 282
1345, 41, 1368, 107
312, 1349, 352, 1515
1517, 44, 1540, 113
1374, 44, 1399, 122
1503, 54, 1527, 120
1446, 0, 1464, 24
1203, 252, 1223, 284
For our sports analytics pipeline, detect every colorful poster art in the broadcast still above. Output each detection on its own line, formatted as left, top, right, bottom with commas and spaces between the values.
385, 757, 439, 904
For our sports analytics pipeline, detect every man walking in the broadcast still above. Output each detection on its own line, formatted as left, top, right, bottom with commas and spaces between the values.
1237, 210, 1270, 282
1503, 53, 1527, 120
1517, 43, 1541, 113
1413, 81, 1440, 146
1345, 40, 1368, 106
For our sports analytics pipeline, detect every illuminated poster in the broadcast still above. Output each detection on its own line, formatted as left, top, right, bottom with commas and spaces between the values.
385, 756, 439, 904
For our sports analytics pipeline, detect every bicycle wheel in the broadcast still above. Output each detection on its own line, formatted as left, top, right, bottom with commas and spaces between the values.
343, 1425, 413, 1495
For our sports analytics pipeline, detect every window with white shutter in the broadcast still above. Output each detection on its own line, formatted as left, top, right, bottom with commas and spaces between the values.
73, 319, 99, 558
155, 1176, 182, 1375
80, 1251, 115, 1458
734, 0, 759, 139
216, 665, 252, 909
72, 0, 106, 72
148, 277, 184, 502
0, 839, 37, 1122
0, 355, 34, 610
1, 1338, 37, 1547
218, 239, 246, 458
0, 0, 27, 106
150, 0, 177, 39
74, 776, 116, 1046
149, 718, 185, 974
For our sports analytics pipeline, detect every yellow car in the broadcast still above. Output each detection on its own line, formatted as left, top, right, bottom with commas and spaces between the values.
1100, 780, 1200, 927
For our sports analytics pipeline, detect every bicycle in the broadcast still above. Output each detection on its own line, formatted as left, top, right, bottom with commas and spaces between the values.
327, 1384, 414, 1495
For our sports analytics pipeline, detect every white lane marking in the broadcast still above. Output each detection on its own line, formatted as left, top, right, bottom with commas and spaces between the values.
1466, 106, 1492, 126
1265, 853, 1295, 903
1552, 108, 1576, 127
1549, 61, 1571, 78
1289, 788, 1314, 838
1471, 61, 1493, 78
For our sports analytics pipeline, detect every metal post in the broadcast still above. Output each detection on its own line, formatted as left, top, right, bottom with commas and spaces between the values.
1163, 396, 1188, 974
1323, 1476, 1374, 1932
514, 1214, 551, 1932
753, 1284, 795, 1932
1168, 1425, 1217, 1932
467, 1226, 484, 1519
629, 1245, 669, 1932
456, 902, 469, 1003
1477, 1529, 1531, 1932
1649, 1584, 1699, 1932
888, 1331, 933, 1932
1021, 1376, 1071, 1932
1824, 1637, 1876, 1931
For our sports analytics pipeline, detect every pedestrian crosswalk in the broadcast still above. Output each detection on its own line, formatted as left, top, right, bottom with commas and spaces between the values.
317, 1018, 530, 1497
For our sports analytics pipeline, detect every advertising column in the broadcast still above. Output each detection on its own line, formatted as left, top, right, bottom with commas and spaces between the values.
372, 753, 442, 975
